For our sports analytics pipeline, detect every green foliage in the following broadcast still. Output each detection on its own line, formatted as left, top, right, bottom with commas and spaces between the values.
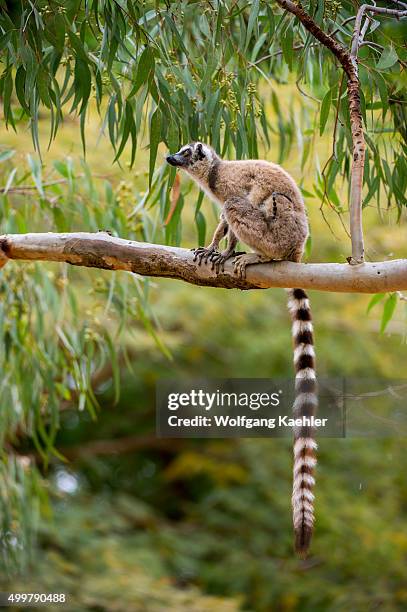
0, 0, 405, 219
367, 292, 400, 334
319, 88, 332, 136
0, 153, 170, 459
380, 293, 399, 334
0, 457, 42, 576
3, 282, 407, 609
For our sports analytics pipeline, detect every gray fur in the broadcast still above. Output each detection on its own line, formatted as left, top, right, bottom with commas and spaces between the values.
166, 142, 309, 265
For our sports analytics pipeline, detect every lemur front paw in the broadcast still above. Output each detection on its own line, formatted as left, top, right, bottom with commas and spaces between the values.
192, 246, 218, 266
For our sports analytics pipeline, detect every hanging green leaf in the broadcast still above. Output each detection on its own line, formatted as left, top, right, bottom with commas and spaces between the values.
372, 71, 389, 116
282, 25, 294, 71
27, 154, 44, 197
380, 293, 398, 333
245, 0, 260, 50
320, 88, 332, 135
376, 46, 398, 71
195, 210, 206, 246
128, 47, 155, 98
0, 149, 15, 163
149, 107, 162, 188
367, 292, 385, 314
15, 67, 30, 115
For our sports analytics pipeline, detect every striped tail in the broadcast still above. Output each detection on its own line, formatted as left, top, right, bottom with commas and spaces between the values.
286, 288, 318, 558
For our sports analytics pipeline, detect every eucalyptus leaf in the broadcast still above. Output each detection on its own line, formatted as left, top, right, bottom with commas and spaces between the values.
380, 293, 398, 333
376, 46, 398, 71
319, 88, 332, 136
149, 107, 162, 188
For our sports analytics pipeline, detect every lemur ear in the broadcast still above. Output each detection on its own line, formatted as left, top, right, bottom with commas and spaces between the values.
196, 142, 205, 160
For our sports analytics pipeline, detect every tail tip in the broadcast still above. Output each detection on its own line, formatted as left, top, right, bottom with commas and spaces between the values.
294, 527, 313, 559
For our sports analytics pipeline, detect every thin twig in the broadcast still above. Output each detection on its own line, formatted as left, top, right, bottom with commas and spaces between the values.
0, 179, 69, 194
250, 43, 318, 66
295, 77, 320, 103
351, 5, 407, 56
359, 41, 383, 50
274, 0, 366, 264
319, 75, 351, 240
330, 15, 357, 38
390, 0, 407, 7
0, 173, 112, 195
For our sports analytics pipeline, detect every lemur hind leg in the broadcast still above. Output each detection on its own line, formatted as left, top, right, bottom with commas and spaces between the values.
192, 215, 228, 265
222, 195, 279, 279
233, 253, 272, 279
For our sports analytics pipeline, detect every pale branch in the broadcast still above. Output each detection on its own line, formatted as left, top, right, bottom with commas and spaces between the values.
273, 1, 406, 267
351, 5, 407, 56
390, 0, 407, 8
274, 0, 366, 265
250, 43, 318, 65
359, 41, 383, 50
0, 232, 406, 293
346, 5, 406, 261
329, 15, 357, 38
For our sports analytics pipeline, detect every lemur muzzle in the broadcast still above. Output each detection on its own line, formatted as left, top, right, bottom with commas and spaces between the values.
166, 155, 178, 166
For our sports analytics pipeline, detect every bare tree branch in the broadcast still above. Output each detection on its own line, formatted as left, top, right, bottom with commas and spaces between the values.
274, 0, 366, 264
351, 5, 407, 56
359, 41, 383, 50
274, 1, 406, 266
330, 15, 357, 38
0, 232, 406, 293
390, 0, 407, 8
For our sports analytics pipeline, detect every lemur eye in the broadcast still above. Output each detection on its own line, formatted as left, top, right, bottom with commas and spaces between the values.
182, 149, 191, 157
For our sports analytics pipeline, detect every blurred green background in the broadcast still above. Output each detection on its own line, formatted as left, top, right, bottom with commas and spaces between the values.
0, 89, 407, 612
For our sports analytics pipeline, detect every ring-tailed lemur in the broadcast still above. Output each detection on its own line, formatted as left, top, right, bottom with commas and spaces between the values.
166, 142, 317, 557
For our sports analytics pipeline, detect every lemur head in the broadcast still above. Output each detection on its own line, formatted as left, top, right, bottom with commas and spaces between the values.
166, 142, 218, 177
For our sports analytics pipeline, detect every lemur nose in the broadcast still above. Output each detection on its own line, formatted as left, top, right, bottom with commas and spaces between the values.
166, 155, 177, 166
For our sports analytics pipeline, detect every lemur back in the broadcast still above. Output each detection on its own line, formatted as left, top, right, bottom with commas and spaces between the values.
166, 142, 318, 557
